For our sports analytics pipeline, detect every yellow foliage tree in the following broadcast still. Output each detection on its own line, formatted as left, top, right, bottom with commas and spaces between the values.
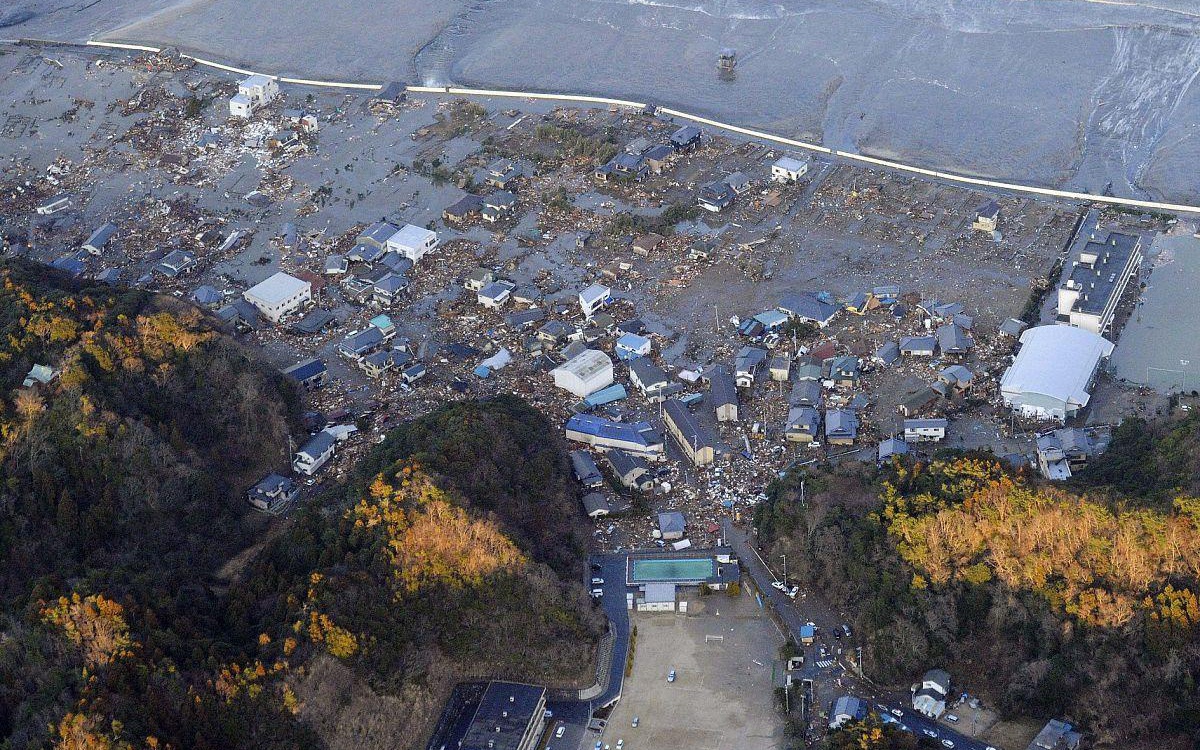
41, 593, 135, 668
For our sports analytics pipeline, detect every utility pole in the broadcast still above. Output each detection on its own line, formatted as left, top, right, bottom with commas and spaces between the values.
781, 553, 787, 585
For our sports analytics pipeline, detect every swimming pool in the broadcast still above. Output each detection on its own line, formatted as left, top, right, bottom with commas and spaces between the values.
629, 557, 715, 583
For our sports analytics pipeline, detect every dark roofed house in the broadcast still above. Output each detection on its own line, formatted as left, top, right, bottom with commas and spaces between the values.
777, 292, 838, 327
709, 367, 738, 422
663, 399, 717, 466
698, 181, 734, 212
670, 125, 702, 152
570, 449, 604, 487
444, 194, 484, 223
247, 473, 299, 513
607, 449, 653, 491
937, 322, 973, 356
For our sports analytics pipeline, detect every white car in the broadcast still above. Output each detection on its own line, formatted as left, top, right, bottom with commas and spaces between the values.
922, 728, 938, 738
631, 717, 639, 728
944, 714, 959, 723
941, 740, 954, 749
591, 577, 604, 585
771, 580, 786, 591
556, 727, 565, 738
786, 586, 800, 599
890, 708, 903, 717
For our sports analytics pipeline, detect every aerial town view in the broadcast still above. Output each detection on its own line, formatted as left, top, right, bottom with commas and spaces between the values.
2, 2, 1200, 750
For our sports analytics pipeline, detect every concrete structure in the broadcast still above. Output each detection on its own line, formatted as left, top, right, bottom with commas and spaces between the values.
579, 283, 611, 318
903, 418, 947, 442
242, 271, 311, 323
637, 582, 678, 612
458, 681, 547, 750
229, 73, 279, 118
1000, 326, 1114, 421
771, 155, 810, 183
553, 349, 614, 398
1056, 228, 1142, 335
385, 224, 438, 263
663, 399, 717, 466
293, 430, 336, 476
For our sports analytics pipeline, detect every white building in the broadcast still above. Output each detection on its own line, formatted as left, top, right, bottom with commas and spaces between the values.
552, 349, 614, 397
1056, 230, 1141, 335
1000, 325, 1113, 421
579, 283, 611, 318
229, 74, 280, 118
385, 224, 439, 263
903, 418, 947, 443
243, 272, 311, 323
293, 430, 336, 475
771, 155, 810, 183
912, 669, 950, 718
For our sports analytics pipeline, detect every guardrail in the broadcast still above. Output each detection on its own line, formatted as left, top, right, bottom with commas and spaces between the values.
18, 38, 1198, 215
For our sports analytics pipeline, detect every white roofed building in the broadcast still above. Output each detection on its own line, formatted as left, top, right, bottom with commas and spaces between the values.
243, 272, 311, 323
552, 349, 614, 398
1000, 325, 1113, 421
229, 74, 279, 118
385, 224, 439, 263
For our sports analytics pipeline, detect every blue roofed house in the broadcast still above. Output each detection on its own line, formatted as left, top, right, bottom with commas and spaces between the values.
564, 414, 665, 459
829, 696, 868, 729
824, 409, 859, 445
615, 332, 652, 361
657, 511, 686, 540
283, 357, 328, 389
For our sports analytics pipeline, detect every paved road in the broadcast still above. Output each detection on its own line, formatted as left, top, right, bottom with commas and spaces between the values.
722, 519, 996, 750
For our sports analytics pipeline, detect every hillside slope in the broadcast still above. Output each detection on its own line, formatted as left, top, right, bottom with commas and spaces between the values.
756, 450, 1200, 749
0, 260, 309, 749
229, 396, 604, 750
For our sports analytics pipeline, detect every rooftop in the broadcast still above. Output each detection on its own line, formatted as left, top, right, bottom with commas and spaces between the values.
245, 272, 309, 306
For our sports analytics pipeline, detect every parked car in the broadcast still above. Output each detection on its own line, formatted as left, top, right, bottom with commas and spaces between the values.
841, 624, 853, 638
922, 728, 937, 738
890, 708, 903, 717
631, 717, 639, 728
771, 580, 786, 591
591, 577, 604, 585
944, 714, 959, 723
591, 588, 603, 597
667, 669, 676, 683
941, 740, 954, 749
556, 726, 565, 738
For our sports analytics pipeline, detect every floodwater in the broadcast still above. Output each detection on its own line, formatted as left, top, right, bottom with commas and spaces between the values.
1110, 233, 1200, 393
8, 0, 1200, 203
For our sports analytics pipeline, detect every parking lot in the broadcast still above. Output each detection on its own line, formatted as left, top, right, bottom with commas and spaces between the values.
602, 589, 785, 750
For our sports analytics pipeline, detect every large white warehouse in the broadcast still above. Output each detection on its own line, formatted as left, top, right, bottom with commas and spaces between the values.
243, 271, 311, 323
999, 325, 1113, 421
553, 349, 614, 398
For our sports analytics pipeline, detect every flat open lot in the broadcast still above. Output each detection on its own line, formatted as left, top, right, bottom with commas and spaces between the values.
604, 590, 785, 750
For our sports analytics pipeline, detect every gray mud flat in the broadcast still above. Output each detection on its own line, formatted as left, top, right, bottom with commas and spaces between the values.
6, 0, 1200, 203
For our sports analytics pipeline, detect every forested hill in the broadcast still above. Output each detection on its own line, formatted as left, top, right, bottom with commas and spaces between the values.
0, 260, 309, 749
0, 264, 601, 750
228, 396, 604, 750
756, 441, 1200, 750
